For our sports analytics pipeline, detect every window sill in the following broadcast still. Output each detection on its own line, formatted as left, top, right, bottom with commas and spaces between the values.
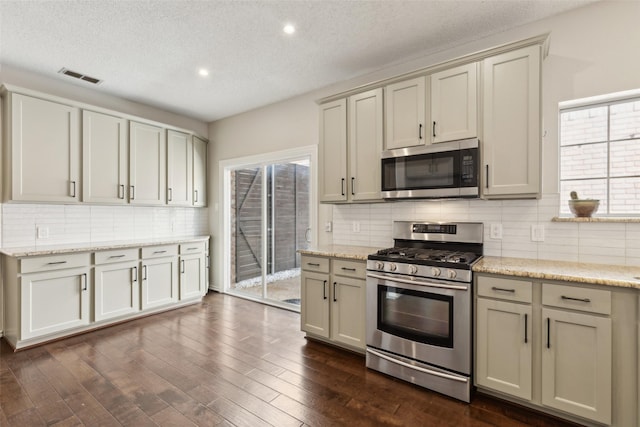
552, 216, 640, 223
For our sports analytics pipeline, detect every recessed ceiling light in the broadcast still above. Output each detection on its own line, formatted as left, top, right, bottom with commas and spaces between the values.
198, 68, 209, 77
283, 24, 295, 35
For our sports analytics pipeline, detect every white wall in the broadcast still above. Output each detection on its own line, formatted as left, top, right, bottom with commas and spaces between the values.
208, 0, 640, 289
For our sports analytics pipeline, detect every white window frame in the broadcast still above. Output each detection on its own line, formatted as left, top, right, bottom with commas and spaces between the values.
559, 89, 640, 217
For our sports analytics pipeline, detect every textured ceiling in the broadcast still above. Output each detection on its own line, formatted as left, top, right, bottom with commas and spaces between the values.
0, 0, 597, 122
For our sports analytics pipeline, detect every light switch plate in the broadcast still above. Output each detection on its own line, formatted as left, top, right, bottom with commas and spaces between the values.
531, 224, 545, 242
490, 223, 502, 240
36, 226, 49, 239
324, 221, 332, 232
352, 221, 360, 233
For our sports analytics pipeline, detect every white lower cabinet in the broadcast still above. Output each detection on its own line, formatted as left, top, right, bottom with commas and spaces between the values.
300, 255, 366, 352
179, 242, 206, 300
2, 239, 208, 350
141, 257, 179, 309
94, 260, 140, 321
475, 274, 618, 426
476, 298, 532, 400
301, 271, 330, 339
20, 267, 91, 340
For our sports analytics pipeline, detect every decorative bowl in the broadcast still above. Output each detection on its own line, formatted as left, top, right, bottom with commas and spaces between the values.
568, 199, 599, 217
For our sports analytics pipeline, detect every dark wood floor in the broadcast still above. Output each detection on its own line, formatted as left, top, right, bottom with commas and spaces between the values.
0, 292, 582, 427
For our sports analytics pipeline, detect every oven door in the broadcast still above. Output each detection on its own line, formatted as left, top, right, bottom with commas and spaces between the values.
366, 272, 471, 375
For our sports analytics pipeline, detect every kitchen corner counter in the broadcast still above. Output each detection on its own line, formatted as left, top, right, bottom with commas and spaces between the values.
298, 245, 381, 261
474, 256, 640, 290
0, 235, 211, 258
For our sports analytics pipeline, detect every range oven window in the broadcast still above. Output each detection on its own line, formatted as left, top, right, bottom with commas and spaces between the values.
377, 285, 454, 348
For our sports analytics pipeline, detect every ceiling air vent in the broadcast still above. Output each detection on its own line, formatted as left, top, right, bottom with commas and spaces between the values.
58, 68, 103, 85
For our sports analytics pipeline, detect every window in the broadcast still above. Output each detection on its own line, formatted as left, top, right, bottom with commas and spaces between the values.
560, 95, 640, 216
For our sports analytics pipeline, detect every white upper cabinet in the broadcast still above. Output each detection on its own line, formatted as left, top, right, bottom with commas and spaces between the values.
348, 88, 383, 201
430, 62, 478, 143
319, 99, 348, 202
482, 45, 541, 198
384, 76, 428, 150
82, 110, 128, 203
192, 135, 208, 207
129, 121, 166, 205
7, 93, 80, 202
167, 129, 193, 206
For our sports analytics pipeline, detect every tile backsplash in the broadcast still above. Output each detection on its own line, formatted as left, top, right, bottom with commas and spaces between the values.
331, 194, 640, 267
1, 204, 209, 248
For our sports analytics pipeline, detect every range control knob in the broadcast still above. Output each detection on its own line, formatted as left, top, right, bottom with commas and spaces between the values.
388, 263, 398, 272
375, 261, 384, 270
431, 267, 441, 277
447, 269, 457, 279
408, 265, 418, 275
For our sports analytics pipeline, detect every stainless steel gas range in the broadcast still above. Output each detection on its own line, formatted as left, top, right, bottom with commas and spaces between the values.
365, 221, 483, 402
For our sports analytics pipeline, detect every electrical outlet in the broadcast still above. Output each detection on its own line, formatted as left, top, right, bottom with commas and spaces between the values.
352, 221, 360, 233
36, 226, 49, 239
324, 221, 332, 232
490, 223, 502, 240
531, 224, 545, 242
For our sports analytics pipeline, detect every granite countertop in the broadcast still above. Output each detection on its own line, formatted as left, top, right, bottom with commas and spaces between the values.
474, 256, 640, 290
0, 235, 211, 258
299, 245, 382, 261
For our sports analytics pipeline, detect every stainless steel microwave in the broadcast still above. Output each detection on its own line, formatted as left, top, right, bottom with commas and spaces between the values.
381, 138, 479, 199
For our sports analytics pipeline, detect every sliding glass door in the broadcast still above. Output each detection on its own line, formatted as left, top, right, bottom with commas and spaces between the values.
223, 148, 314, 310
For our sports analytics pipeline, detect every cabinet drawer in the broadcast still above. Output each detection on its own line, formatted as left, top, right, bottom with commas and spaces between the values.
333, 259, 366, 279
141, 245, 178, 259
301, 256, 329, 273
477, 275, 532, 303
21, 252, 91, 274
94, 248, 139, 265
542, 283, 611, 315
179, 242, 205, 254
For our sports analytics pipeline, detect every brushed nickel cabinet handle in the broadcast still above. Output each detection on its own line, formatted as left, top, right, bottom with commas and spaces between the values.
546, 318, 551, 349
130, 185, 135, 200
153, 250, 167, 254
323, 280, 327, 300
194, 189, 198, 203
341, 267, 356, 272
109, 254, 126, 259
82, 273, 87, 291
47, 261, 67, 265
132, 266, 138, 283
168, 187, 173, 201
119, 184, 125, 199
181, 260, 185, 274
524, 314, 528, 344
432, 121, 436, 138
143, 265, 147, 281
419, 123, 423, 140
307, 262, 320, 267
70, 181, 76, 198
333, 282, 337, 302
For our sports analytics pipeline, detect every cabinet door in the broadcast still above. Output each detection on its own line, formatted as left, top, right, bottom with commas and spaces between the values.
167, 130, 193, 206
483, 46, 541, 197
384, 76, 427, 149
94, 261, 139, 321
192, 135, 208, 207
20, 268, 90, 340
180, 254, 205, 300
319, 99, 347, 202
476, 298, 532, 400
431, 63, 477, 143
349, 88, 383, 201
542, 308, 612, 425
82, 110, 127, 203
301, 271, 330, 339
141, 257, 178, 310
129, 121, 166, 205
331, 275, 366, 350
10, 93, 80, 202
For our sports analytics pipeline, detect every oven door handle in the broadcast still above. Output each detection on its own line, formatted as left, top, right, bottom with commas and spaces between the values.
366, 273, 468, 291
366, 348, 468, 383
